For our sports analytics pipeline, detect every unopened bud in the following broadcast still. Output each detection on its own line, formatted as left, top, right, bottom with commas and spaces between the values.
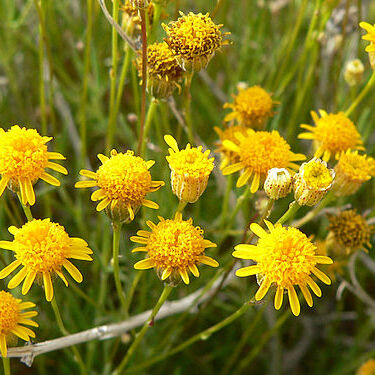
264, 168, 292, 200
344, 59, 364, 86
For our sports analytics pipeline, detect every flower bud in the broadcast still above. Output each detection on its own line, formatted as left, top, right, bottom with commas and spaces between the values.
264, 168, 292, 200
344, 59, 364, 86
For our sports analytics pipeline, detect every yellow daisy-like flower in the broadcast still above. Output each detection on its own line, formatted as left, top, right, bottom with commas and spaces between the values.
0, 291, 38, 357
163, 12, 229, 72
223, 85, 277, 129
293, 158, 335, 206
165, 135, 214, 203
131, 212, 218, 285
357, 359, 375, 375
136, 42, 184, 99
332, 150, 372, 196
360, 22, 375, 69
327, 210, 373, 255
221, 129, 305, 193
214, 125, 248, 168
75, 149, 164, 222
233, 221, 333, 316
0, 219, 93, 301
298, 110, 364, 161
0, 125, 67, 206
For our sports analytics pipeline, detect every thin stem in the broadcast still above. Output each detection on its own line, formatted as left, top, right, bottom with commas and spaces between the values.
106, 0, 120, 153
126, 301, 252, 374
112, 222, 127, 312
17, 194, 33, 222
219, 174, 233, 229
136, 7, 148, 156
176, 200, 188, 214
123, 271, 143, 315
79, 0, 93, 165
225, 186, 251, 230
51, 296, 86, 374
184, 72, 194, 144
114, 284, 173, 374
345, 71, 375, 117
2, 357, 10, 375
140, 98, 158, 156
276, 200, 300, 225
150, 2, 161, 42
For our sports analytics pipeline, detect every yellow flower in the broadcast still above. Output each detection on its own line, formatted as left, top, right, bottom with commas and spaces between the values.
0, 291, 38, 357
360, 22, 375, 69
0, 125, 68, 206
264, 168, 293, 200
165, 135, 214, 203
221, 129, 305, 193
75, 150, 164, 222
298, 110, 364, 161
223, 85, 276, 129
332, 150, 372, 196
163, 12, 229, 72
293, 158, 335, 206
233, 221, 333, 316
214, 125, 248, 168
136, 42, 184, 99
327, 210, 373, 255
131, 213, 218, 285
357, 359, 375, 375
0, 219, 93, 301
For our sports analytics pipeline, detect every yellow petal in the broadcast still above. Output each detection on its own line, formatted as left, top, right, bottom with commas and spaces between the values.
236, 169, 252, 188
0, 176, 10, 197
0, 335, 7, 357
311, 267, 331, 285
179, 268, 190, 284
250, 223, 268, 238
235, 265, 260, 277
75, 180, 98, 188
250, 173, 260, 193
24, 179, 35, 206
288, 286, 300, 316
22, 272, 36, 295
47, 162, 68, 175
188, 264, 200, 278
164, 135, 179, 152
222, 162, 244, 175
255, 277, 271, 301
161, 268, 172, 280
0, 260, 21, 279
134, 258, 155, 270
96, 198, 111, 211
142, 200, 159, 209
198, 255, 219, 267
8, 267, 28, 288
40, 172, 60, 186
63, 260, 83, 283
47, 152, 66, 160
80, 169, 97, 179
43, 272, 54, 301
300, 284, 313, 307
274, 286, 284, 310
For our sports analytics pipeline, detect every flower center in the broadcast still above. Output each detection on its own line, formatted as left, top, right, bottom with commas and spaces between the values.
0, 126, 49, 181
337, 153, 371, 181
235, 87, 273, 117
238, 131, 292, 175
303, 160, 333, 189
13, 219, 71, 273
147, 219, 205, 269
0, 291, 20, 335
167, 148, 213, 179
257, 227, 317, 288
96, 151, 152, 203
315, 113, 361, 154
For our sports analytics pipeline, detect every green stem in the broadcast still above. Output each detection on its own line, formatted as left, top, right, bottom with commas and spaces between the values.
225, 186, 251, 230
123, 271, 143, 315
176, 200, 188, 214
276, 201, 300, 225
112, 222, 127, 312
150, 2, 161, 42
106, 0, 120, 153
17, 194, 33, 222
219, 174, 233, 229
136, 7, 148, 156
126, 301, 252, 374
2, 357, 10, 375
79, 0, 93, 165
232, 310, 290, 375
140, 98, 158, 156
51, 297, 86, 374
184, 72, 194, 144
114, 284, 173, 374
345, 71, 375, 117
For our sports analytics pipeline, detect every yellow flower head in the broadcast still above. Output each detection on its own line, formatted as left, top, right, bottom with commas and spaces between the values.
221, 129, 305, 193
357, 359, 375, 375
344, 59, 365, 86
163, 12, 229, 72
293, 158, 335, 206
75, 150, 164, 222
0, 125, 67, 206
0, 219, 93, 301
0, 291, 38, 357
332, 150, 372, 196
131, 212, 218, 285
136, 42, 184, 99
360, 22, 375, 69
214, 125, 248, 168
298, 110, 364, 161
327, 210, 373, 254
223, 85, 276, 129
165, 135, 214, 203
233, 221, 333, 316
